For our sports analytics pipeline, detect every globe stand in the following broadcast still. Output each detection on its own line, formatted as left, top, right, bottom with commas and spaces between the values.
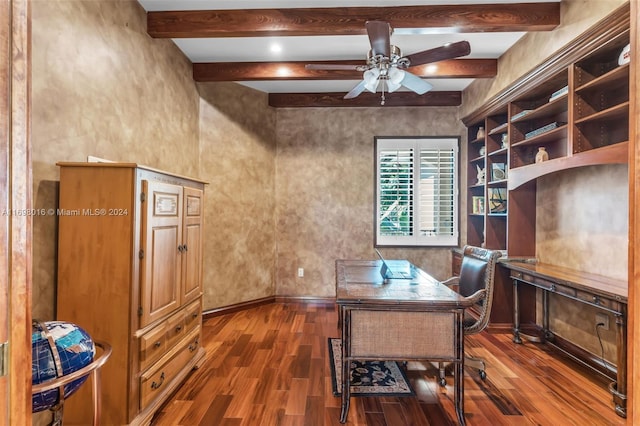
32, 329, 112, 426
48, 402, 64, 426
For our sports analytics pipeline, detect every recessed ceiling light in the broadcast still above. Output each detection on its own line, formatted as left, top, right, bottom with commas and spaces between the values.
277, 66, 290, 77
425, 65, 438, 74
270, 43, 282, 54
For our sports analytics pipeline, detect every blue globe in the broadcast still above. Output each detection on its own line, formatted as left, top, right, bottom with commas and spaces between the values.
32, 321, 96, 412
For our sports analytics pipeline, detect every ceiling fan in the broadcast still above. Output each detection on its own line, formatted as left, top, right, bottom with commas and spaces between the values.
306, 21, 471, 105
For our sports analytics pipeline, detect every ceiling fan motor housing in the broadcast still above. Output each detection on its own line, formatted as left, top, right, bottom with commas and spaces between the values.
367, 45, 409, 73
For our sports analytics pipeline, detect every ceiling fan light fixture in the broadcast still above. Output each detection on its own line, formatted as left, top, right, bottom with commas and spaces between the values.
363, 67, 380, 93
387, 67, 405, 92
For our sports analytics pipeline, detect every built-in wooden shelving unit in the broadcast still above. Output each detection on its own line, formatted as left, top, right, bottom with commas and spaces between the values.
463, 5, 630, 256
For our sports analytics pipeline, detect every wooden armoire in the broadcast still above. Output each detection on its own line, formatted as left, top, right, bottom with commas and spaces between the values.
56, 162, 206, 425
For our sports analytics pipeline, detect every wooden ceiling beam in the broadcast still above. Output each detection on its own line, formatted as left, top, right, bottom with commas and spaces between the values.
268, 91, 462, 108
147, 3, 560, 38
193, 59, 496, 81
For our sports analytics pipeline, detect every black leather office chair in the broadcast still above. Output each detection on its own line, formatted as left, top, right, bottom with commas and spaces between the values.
437, 245, 502, 386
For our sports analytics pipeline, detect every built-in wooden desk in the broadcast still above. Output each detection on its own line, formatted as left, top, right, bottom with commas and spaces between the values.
335, 259, 474, 425
501, 260, 627, 418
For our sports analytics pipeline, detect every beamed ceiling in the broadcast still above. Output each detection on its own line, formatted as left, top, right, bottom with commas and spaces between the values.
139, 1, 561, 107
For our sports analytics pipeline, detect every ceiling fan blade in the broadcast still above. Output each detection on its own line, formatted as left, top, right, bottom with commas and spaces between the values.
365, 21, 391, 57
305, 64, 363, 71
403, 40, 471, 67
400, 71, 433, 95
344, 80, 367, 99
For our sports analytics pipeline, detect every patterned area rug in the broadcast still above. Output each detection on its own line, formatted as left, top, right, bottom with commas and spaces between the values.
328, 338, 415, 396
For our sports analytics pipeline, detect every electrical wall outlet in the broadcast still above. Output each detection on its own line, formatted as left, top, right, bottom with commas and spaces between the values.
596, 313, 609, 330
297, 267, 304, 278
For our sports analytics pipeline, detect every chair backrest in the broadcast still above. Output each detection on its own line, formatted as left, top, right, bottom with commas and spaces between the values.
458, 245, 502, 335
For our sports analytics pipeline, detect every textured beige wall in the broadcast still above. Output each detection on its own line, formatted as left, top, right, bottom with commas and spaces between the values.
198, 82, 277, 308
31, 0, 201, 323
537, 165, 628, 279
31, 1, 200, 424
537, 165, 626, 362
31, 1, 278, 316
275, 107, 466, 297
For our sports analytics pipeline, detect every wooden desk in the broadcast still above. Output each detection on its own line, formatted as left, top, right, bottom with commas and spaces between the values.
335, 260, 474, 425
501, 260, 627, 418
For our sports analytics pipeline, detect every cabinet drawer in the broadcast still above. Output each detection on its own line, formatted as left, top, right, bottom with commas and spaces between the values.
139, 323, 167, 371
166, 309, 186, 348
183, 299, 201, 333
140, 328, 201, 410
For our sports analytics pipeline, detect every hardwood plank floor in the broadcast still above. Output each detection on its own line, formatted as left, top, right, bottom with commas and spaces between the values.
152, 302, 625, 425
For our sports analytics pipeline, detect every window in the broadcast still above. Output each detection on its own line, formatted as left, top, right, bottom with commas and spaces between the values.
375, 137, 459, 247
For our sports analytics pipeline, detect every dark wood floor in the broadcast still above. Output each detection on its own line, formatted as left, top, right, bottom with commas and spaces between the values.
152, 302, 625, 426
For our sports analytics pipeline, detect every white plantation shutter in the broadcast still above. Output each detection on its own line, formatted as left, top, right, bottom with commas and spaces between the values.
378, 148, 413, 236
376, 137, 458, 246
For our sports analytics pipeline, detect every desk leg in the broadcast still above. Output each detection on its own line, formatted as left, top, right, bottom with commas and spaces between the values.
542, 290, 552, 342
454, 361, 465, 425
608, 310, 627, 418
513, 279, 522, 344
340, 357, 351, 423
340, 307, 350, 424
454, 310, 466, 426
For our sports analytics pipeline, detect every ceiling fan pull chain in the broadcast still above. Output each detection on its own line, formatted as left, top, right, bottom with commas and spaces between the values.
380, 81, 386, 105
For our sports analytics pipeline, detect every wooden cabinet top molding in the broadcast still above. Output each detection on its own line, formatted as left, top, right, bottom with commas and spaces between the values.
56, 161, 208, 185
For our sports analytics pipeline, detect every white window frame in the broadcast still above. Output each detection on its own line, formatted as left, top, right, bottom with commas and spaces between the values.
375, 136, 459, 247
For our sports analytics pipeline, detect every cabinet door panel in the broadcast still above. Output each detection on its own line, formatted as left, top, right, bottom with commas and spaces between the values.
182, 187, 203, 303
141, 181, 183, 327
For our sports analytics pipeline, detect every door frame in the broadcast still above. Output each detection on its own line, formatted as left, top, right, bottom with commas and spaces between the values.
1, 0, 32, 424
630, 1, 639, 422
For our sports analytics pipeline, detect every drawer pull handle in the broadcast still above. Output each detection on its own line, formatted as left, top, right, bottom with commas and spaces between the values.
189, 338, 200, 352
192, 312, 198, 318
151, 372, 165, 390
175, 325, 183, 332
154, 341, 161, 348
593, 296, 600, 305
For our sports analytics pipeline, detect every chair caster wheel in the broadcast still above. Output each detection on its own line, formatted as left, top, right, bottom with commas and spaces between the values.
479, 370, 486, 380
439, 378, 447, 387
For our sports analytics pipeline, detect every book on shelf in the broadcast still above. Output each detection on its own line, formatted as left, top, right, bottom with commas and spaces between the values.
488, 188, 507, 214
472, 196, 485, 214
488, 122, 508, 135
525, 122, 562, 139
511, 110, 533, 121
548, 86, 568, 102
